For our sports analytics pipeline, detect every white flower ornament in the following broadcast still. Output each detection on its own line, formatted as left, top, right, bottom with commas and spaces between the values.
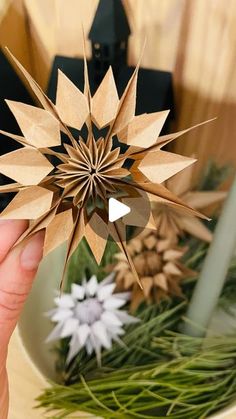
46, 273, 138, 363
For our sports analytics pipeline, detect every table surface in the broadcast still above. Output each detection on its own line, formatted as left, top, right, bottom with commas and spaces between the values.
7, 329, 236, 419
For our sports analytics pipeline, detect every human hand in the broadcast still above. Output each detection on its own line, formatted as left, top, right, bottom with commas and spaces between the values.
0, 220, 44, 419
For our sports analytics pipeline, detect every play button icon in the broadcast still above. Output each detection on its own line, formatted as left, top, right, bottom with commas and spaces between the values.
108, 198, 131, 222
89, 189, 151, 242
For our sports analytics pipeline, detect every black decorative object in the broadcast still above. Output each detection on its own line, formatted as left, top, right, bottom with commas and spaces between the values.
0, 49, 33, 210
0, 49, 33, 155
48, 0, 174, 125
88, 0, 130, 84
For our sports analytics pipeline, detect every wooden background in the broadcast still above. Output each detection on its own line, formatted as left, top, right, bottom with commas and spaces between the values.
1, 0, 236, 180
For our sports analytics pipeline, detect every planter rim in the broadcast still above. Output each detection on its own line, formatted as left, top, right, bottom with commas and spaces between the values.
16, 326, 47, 386
13, 326, 236, 419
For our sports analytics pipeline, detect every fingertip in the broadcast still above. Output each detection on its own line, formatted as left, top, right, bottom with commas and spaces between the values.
0, 220, 28, 264
20, 231, 45, 272
0, 229, 44, 344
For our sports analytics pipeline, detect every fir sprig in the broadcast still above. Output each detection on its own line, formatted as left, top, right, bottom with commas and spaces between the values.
38, 333, 236, 418
55, 302, 185, 385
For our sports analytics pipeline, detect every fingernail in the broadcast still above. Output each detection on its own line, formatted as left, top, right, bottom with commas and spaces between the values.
20, 231, 45, 271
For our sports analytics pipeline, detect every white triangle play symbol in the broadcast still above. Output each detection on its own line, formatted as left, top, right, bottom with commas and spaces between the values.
108, 198, 131, 222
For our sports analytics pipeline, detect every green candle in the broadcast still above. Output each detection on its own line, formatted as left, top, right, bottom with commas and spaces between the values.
184, 174, 236, 337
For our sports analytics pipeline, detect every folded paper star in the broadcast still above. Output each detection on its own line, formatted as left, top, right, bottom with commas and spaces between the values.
115, 229, 195, 311
0, 50, 209, 287
46, 273, 138, 364
153, 162, 226, 243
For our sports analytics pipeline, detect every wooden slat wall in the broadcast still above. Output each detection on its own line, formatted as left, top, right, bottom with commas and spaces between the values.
174, 0, 236, 180
1, 0, 236, 178
22, 0, 186, 87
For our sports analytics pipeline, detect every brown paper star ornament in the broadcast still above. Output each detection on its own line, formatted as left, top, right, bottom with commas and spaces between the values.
0, 50, 210, 287
115, 229, 195, 311
153, 162, 227, 243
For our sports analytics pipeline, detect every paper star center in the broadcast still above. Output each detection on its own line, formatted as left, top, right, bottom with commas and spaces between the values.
74, 298, 102, 325
55, 137, 127, 207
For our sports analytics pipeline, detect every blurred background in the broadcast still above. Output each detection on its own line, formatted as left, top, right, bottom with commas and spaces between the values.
0, 0, 236, 182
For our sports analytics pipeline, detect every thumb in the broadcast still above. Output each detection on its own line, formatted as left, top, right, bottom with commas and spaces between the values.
0, 229, 44, 345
